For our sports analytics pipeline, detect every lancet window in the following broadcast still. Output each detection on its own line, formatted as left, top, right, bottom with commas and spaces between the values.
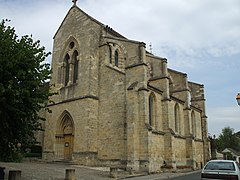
174, 103, 180, 133
108, 43, 125, 69
64, 54, 70, 86
149, 93, 156, 127
191, 111, 196, 137
109, 46, 112, 64
60, 39, 79, 87
114, 50, 119, 67
73, 50, 79, 83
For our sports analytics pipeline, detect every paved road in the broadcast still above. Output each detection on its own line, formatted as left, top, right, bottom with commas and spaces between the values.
0, 162, 111, 180
126, 170, 201, 180
0, 161, 202, 180
168, 171, 201, 180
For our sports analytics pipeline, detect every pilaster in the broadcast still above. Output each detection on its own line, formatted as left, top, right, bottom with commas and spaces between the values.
184, 107, 196, 169
126, 88, 140, 172
162, 99, 173, 164
138, 89, 150, 172
125, 42, 149, 172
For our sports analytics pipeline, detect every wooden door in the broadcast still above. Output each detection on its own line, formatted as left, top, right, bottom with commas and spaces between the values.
64, 134, 73, 160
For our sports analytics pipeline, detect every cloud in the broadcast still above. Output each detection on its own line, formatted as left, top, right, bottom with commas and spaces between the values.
208, 106, 240, 136
0, 0, 69, 51
77, 0, 240, 78
1, 0, 239, 58
1, 0, 240, 136
81, 0, 240, 55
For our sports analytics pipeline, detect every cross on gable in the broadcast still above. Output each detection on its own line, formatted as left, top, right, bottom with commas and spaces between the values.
72, 0, 77, 6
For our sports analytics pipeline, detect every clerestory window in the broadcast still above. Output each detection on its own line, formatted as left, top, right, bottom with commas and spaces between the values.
114, 50, 119, 67
109, 46, 112, 64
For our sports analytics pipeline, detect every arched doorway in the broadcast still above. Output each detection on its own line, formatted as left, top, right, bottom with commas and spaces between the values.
55, 111, 74, 161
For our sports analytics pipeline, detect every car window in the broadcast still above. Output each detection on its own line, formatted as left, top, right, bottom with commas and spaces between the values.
204, 162, 235, 171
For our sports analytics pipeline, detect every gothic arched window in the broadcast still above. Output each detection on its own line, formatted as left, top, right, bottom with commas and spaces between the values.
191, 111, 196, 137
114, 50, 119, 67
174, 104, 180, 133
73, 50, 78, 83
64, 54, 70, 86
149, 93, 156, 127
109, 46, 112, 64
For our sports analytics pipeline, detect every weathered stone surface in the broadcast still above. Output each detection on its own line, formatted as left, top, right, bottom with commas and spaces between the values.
40, 5, 210, 174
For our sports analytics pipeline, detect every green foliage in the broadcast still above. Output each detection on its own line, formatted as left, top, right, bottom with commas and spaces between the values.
0, 20, 52, 161
215, 127, 240, 152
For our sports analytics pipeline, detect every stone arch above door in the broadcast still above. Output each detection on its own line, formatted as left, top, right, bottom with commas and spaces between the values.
57, 111, 75, 135
55, 111, 75, 161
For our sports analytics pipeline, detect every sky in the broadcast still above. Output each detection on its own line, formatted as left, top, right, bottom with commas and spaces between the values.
1, 0, 240, 137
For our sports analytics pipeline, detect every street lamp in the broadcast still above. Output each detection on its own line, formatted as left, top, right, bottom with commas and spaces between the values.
236, 93, 240, 106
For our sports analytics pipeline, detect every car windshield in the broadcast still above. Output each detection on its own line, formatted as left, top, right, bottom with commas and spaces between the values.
204, 161, 236, 171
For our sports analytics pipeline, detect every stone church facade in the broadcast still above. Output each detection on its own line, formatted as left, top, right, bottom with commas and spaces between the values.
41, 3, 210, 173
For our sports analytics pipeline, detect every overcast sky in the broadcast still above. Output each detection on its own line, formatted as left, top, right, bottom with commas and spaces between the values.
1, 0, 240, 136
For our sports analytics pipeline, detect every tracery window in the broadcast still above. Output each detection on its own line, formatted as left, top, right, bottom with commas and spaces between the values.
60, 39, 80, 87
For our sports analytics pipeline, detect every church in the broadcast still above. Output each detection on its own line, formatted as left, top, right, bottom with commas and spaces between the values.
41, 1, 210, 173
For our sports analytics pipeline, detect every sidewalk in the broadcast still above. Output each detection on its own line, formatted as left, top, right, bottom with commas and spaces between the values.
0, 161, 200, 180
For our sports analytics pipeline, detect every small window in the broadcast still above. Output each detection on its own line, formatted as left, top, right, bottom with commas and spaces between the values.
114, 50, 119, 67
174, 104, 180, 133
191, 111, 196, 137
109, 46, 112, 64
69, 41, 75, 49
149, 94, 155, 127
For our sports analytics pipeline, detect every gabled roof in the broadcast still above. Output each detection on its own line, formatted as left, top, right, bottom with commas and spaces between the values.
222, 148, 240, 156
53, 5, 126, 39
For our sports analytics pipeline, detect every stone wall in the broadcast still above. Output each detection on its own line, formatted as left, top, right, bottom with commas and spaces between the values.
98, 56, 126, 161
149, 134, 165, 172
41, 5, 210, 173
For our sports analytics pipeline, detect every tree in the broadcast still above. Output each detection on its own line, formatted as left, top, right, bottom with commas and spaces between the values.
0, 20, 52, 161
215, 127, 240, 152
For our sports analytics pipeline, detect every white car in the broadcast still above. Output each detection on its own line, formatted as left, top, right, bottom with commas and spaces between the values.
201, 160, 240, 180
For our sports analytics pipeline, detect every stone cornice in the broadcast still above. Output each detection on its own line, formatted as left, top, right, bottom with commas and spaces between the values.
149, 75, 170, 81
106, 64, 125, 75
152, 130, 165, 135
191, 98, 206, 102
125, 62, 148, 69
171, 88, 190, 93
48, 95, 99, 107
